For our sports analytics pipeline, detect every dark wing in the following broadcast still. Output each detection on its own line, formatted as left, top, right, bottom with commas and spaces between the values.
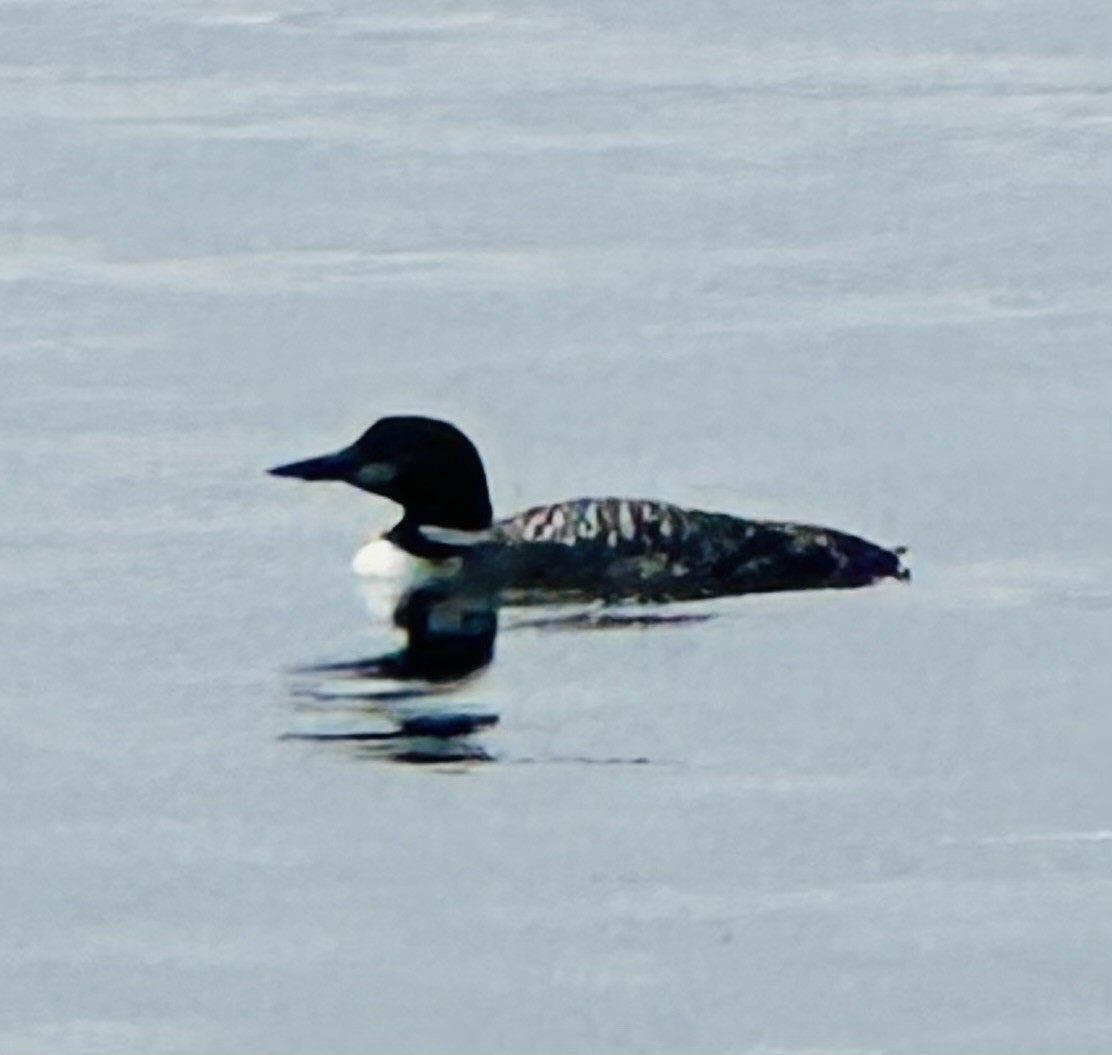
490, 497, 907, 603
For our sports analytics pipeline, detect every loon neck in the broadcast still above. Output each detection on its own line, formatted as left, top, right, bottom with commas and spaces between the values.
388, 517, 485, 560
387, 482, 493, 558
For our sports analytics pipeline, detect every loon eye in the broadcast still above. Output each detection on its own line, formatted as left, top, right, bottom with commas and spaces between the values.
356, 463, 397, 487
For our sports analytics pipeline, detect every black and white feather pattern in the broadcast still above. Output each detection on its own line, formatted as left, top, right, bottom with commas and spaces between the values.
482, 497, 908, 605
499, 498, 684, 548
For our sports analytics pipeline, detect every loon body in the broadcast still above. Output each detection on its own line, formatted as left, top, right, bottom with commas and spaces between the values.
270, 415, 909, 620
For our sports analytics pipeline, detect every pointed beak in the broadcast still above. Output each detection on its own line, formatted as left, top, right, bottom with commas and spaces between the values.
267, 445, 360, 483
267, 445, 397, 492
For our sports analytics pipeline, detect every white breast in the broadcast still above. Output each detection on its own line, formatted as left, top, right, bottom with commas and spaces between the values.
353, 537, 413, 580
352, 537, 461, 623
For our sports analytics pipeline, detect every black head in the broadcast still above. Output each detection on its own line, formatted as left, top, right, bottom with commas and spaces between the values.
268, 416, 493, 530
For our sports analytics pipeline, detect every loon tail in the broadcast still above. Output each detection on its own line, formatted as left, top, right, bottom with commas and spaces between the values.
718, 519, 911, 594
835, 533, 910, 587
891, 545, 912, 582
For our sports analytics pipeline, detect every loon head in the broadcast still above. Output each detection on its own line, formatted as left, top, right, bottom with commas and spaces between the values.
268, 415, 493, 531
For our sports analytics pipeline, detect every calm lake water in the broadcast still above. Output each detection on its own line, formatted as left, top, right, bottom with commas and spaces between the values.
3, 1, 1112, 1051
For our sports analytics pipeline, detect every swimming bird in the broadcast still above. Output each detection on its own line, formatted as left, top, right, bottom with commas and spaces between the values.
269, 415, 908, 621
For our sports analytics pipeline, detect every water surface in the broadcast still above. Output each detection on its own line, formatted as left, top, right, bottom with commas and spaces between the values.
3, 1, 1112, 1051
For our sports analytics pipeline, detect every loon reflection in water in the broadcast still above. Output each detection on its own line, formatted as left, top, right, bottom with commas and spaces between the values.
282, 581, 501, 762
282, 706, 500, 764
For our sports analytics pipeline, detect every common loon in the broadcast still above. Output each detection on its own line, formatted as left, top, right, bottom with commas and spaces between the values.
269, 415, 908, 618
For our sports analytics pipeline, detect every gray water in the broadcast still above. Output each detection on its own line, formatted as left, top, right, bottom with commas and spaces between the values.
4, 1, 1112, 1051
